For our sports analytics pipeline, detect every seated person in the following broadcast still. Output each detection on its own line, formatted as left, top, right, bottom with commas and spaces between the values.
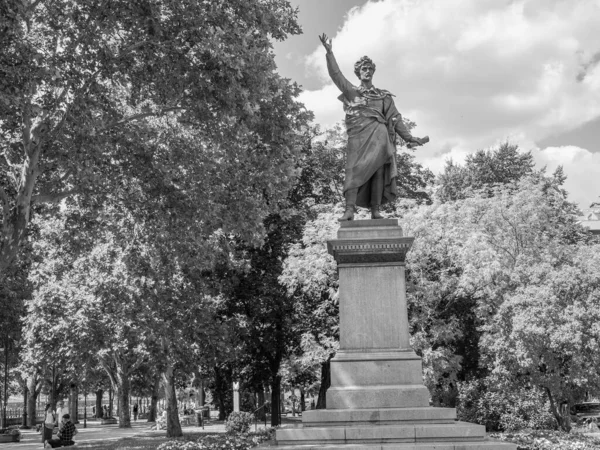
45, 414, 77, 448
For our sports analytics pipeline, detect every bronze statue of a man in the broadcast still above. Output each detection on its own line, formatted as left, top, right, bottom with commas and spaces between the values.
320, 33, 428, 221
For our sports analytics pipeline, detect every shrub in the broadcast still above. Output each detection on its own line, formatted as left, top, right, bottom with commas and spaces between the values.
157, 429, 275, 450
491, 430, 600, 450
225, 411, 254, 434
457, 380, 555, 432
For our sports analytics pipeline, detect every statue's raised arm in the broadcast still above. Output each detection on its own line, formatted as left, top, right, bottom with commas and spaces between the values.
319, 32, 429, 222
319, 33, 355, 101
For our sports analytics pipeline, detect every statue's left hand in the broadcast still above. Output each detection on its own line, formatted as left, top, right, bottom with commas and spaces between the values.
408, 136, 429, 148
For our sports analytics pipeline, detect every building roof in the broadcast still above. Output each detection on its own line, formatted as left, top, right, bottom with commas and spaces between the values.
578, 204, 600, 235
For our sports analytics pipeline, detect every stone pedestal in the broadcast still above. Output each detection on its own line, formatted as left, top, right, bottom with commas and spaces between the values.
268, 220, 515, 450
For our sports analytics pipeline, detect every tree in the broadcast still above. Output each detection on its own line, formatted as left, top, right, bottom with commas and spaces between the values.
401, 174, 590, 413
215, 213, 305, 426
22, 209, 149, 428
279, 205, 341, 408
483, 244, 600, 431
436, 142, 535, 202
0, 0, 306, 272
0, 254, 28, 426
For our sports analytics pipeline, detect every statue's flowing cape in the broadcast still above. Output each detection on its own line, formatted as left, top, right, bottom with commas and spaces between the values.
341, 90, 400, 208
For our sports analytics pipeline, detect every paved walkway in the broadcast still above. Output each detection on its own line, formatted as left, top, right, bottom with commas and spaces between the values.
2, 416, 301, 450
1, 419, 232, 450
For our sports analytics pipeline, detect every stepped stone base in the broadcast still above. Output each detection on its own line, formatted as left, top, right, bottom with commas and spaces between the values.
301, 407, 457, 427
262, 220, 516, 450
267, 408, 515, 449
268, 440, 515, 449
327, 385, 431, 410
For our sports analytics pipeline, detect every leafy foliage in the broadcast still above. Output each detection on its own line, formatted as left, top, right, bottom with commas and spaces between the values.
457, 380, 555, 432
225, 411, 254, 434
491, 430, 600, 450
157, 429, 274, 450
0, 0, 308, 271
401, 175, 592, 419
436, 142, 535, 202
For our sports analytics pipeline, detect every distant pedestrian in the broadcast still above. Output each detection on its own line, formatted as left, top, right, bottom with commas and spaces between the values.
56, 401, 68, 430
42, 403, 56, 444
133, 403, 138, 421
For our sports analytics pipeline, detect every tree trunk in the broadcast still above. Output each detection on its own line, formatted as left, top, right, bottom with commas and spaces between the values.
116, 367, 131, 428
69, 383, 78, 424
545, 387, 570, 432
316, 358, 331, 409
300, 388, 305, 412
148, 372, 160, 422
270, 375, 281, 427
95, 389, 103, 419
108, 387, 113, 417
22, 380, 30, 428
0, 124, 45, 272
162, 363, 182, 438
257, 388, 266, 421
213, 366, 227, 421
27, 376, 38, 427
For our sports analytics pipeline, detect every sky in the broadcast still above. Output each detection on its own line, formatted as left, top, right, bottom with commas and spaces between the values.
272, 0, 600, 211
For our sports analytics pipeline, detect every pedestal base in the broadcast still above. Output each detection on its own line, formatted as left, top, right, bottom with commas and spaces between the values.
263, 220, 515, 449
268, 440, 515, 449
327, 351, 430, 409
269, 407, 515, 449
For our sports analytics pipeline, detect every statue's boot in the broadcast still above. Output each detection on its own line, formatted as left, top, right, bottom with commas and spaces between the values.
338, 188, 358, 222
338, 206, 355, 221
370, 167, 384, 219
371, 204, 383, 219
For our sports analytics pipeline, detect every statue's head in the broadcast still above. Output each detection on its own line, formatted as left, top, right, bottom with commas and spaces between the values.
354, 56, 376, 81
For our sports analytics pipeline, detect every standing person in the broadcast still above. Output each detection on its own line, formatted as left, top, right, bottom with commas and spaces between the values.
318, 33, 428, 221
55, 400, 68, 430
42, 403, 56, 445
45, 414, 77, 448
133, 403, 138, 421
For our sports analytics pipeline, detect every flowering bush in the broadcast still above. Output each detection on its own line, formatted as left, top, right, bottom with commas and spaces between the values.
491, 430, 600, 450
157, 429, 274, 450
225, 411, 255, 434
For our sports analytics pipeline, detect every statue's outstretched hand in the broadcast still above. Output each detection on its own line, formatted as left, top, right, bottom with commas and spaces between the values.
319, 33, 332, 53
407, 136, 429, 149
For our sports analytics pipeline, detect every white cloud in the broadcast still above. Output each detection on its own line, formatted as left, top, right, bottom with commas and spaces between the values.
298, 0, 600, 208
532, 145, 600, 209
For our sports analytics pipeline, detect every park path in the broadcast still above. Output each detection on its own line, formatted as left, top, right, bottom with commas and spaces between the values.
0, 420, 229, 450
2, 416, 300, 450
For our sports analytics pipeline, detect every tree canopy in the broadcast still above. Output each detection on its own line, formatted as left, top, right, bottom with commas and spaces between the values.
0, 0, 308, 272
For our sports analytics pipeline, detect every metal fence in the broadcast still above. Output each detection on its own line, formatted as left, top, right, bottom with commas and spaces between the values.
3, 405, 94, 426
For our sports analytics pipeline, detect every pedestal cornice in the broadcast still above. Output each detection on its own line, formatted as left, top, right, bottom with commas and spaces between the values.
327, 220, 414, 265
327, 236, 414, 265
